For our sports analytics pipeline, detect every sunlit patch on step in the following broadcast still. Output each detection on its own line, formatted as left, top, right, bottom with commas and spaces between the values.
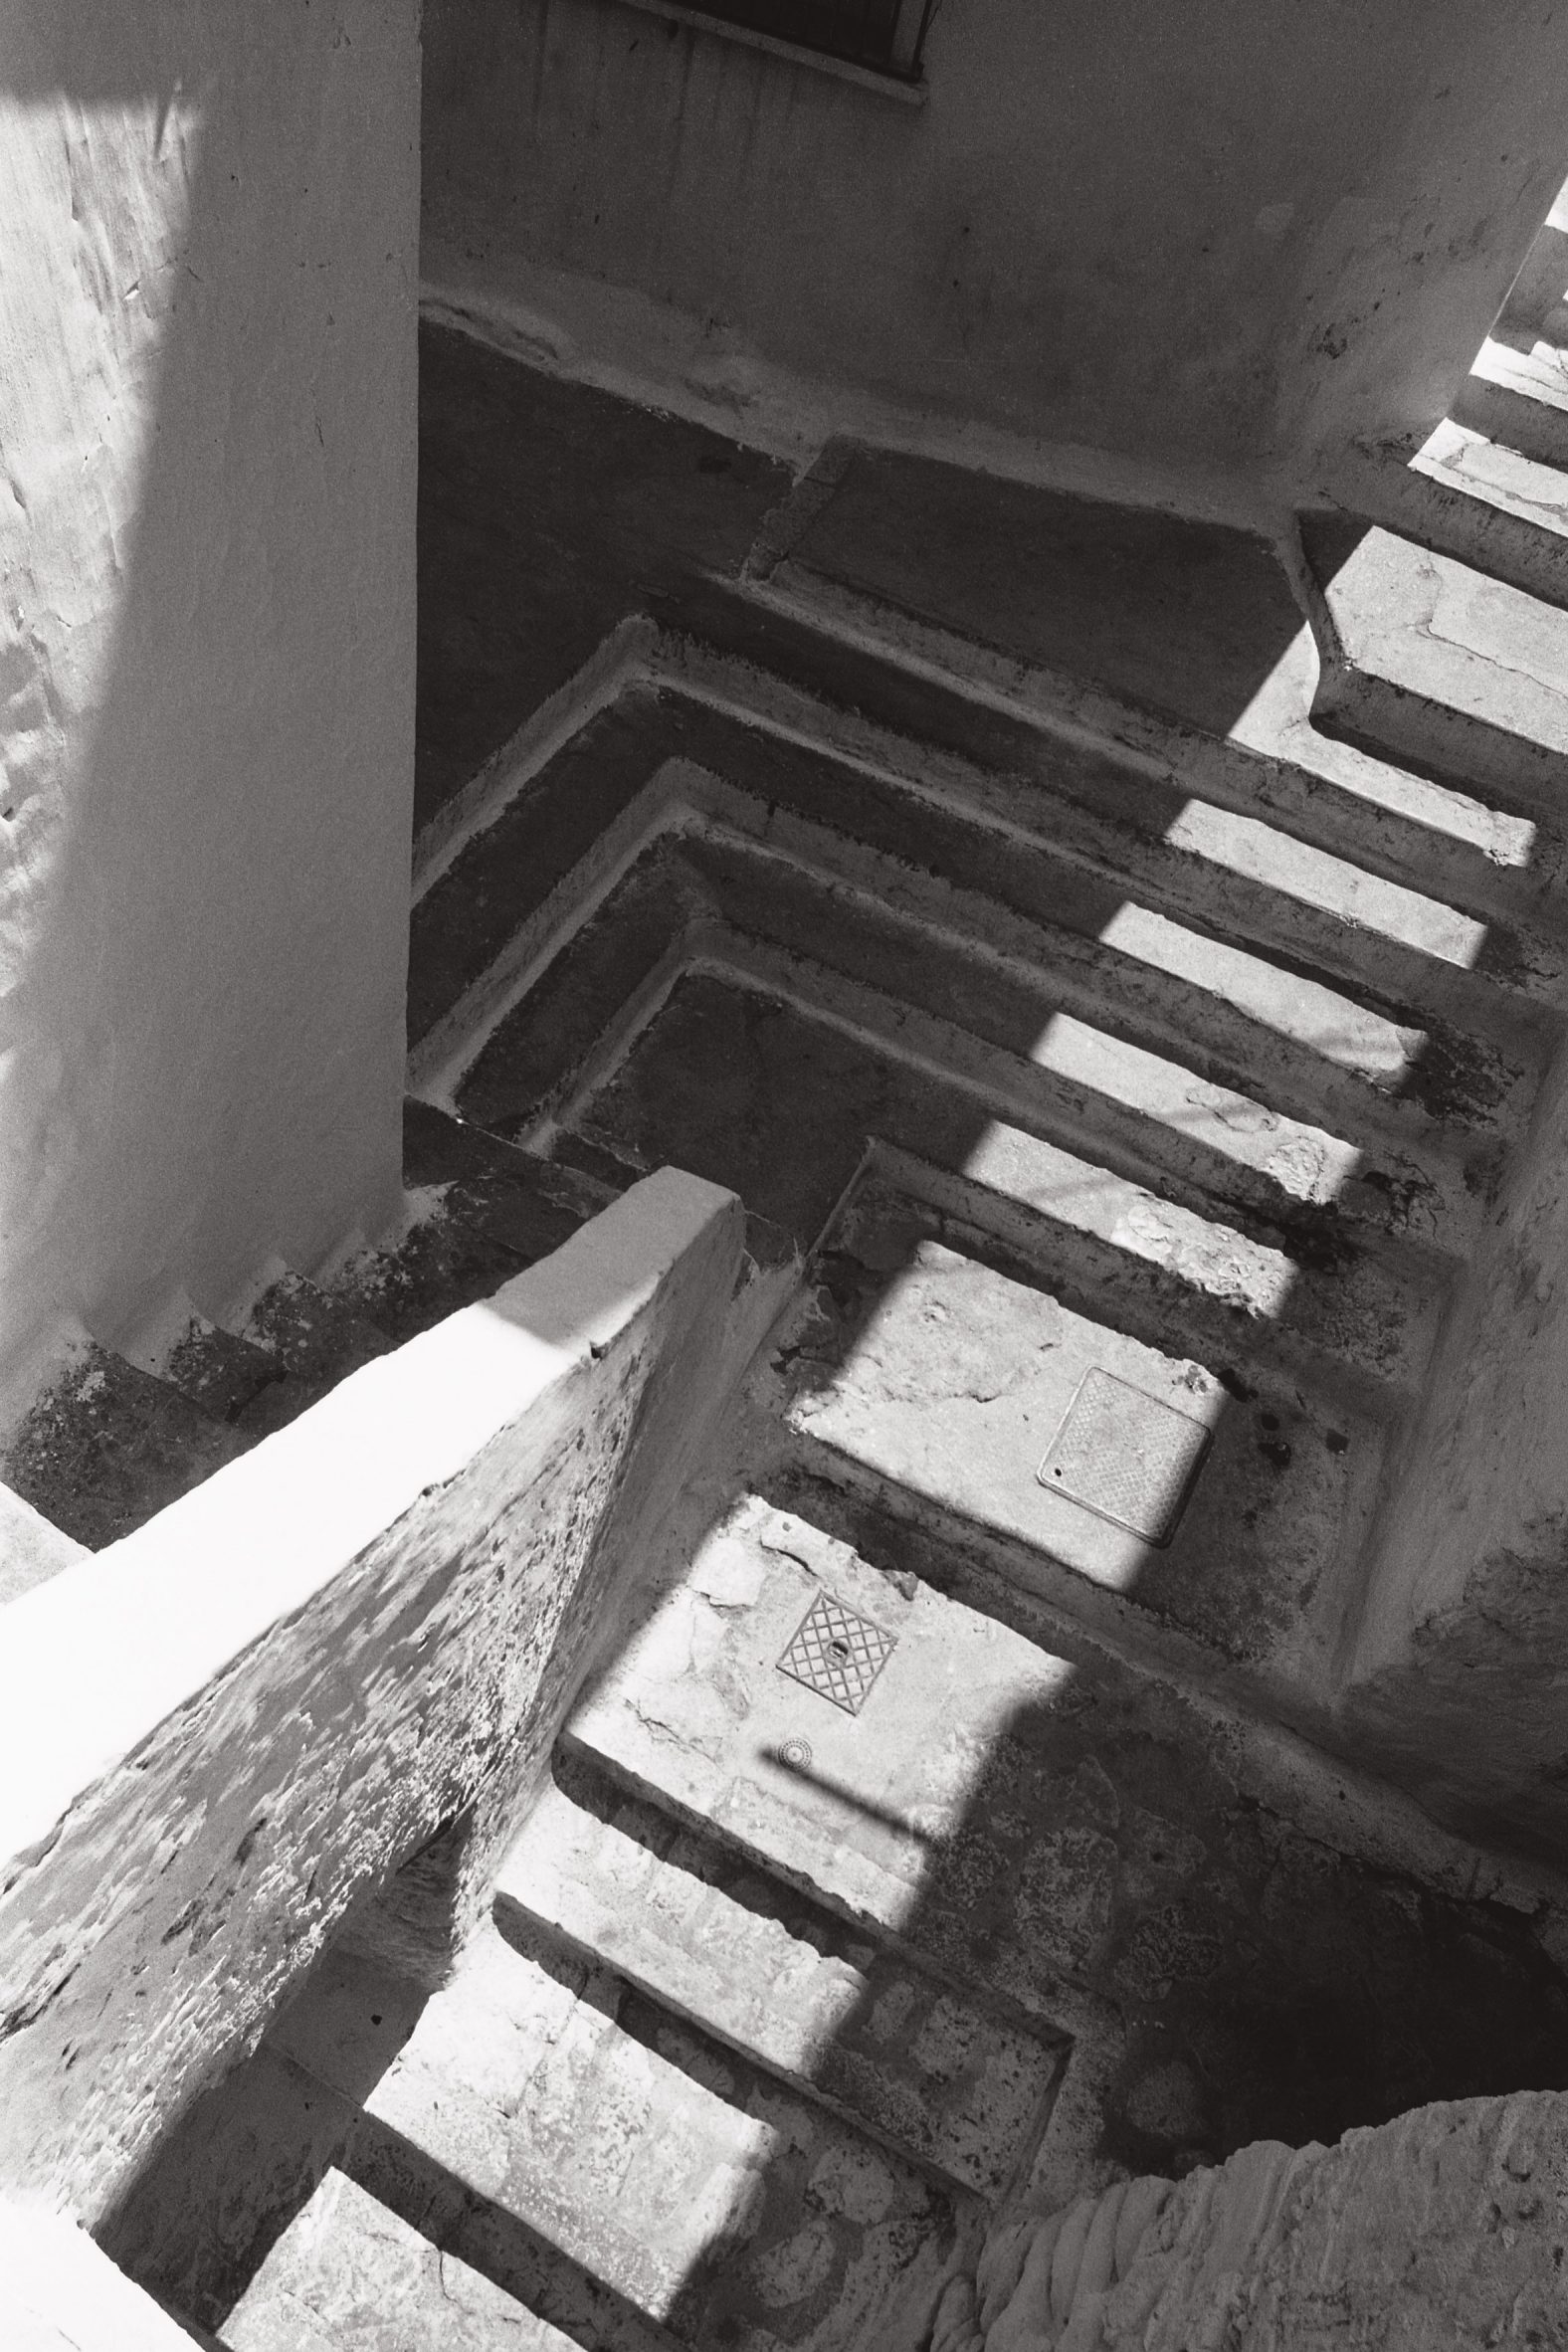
1160, 794, 1489, 970
1095, 902, 1423, 1087
1037, 1368, 1211, 1548
777, 1231, 1366, 1666
1023, 1012, 1365, 1206
1414, 416, 1568, 545
959, 1121, 1296, 1322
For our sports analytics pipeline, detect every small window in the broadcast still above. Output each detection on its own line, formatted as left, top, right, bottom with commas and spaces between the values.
691, 0, 935, 81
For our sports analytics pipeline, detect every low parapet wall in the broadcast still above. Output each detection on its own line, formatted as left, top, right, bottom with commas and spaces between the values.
938, 2087, 1568, 2350
0, 1166, 744, 2222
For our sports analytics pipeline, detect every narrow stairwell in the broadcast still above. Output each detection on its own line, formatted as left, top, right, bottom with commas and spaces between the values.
90, 331, 1568, 2348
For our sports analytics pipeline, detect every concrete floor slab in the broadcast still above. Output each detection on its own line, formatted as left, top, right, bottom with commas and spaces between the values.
774, 1230, 1364, 1672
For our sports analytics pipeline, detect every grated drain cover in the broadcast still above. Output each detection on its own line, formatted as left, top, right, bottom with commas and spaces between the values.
777, 1591, 897, 1715
1037, 1368, 1211, 1547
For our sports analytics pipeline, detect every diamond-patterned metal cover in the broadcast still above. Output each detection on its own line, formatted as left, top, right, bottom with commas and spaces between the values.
777, 1591, 897, 1715
1038, 1368, 1211, 1547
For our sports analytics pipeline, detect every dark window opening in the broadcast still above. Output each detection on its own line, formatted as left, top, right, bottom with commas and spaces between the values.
687, 0, 937, 80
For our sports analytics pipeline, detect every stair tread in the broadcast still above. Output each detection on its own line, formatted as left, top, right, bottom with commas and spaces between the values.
163, 1316, 289, 1426
225, 2168, 578, 2352
679, 839, 1478, 1254
663, 583, 1553, 928
502, 964, 1438, 1399
709, 925, 1454, 1288
1453, 342, 1568, 469
768, 1210, 1374, 1676
0, 1343, 248, 1552
725, 451, 1568, 945
447, 821, 1523, 1284
235, 1273, 397, 1436
1413, 417, 1568, 544
496, 1766, 1064, 2199
1307, 514, 1568, 790
564, 1478, 1568, 2184
342, 1921, 959, 2350
671, 808, 1496, 1174
671, 644, 1547, 1013
761, 445, 1305, 746
415, 661, 1540, 1140
244, 1271, 395, 1384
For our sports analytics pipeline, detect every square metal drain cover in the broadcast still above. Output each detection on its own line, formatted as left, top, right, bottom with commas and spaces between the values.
1038, 1368, 1211, 1547
777, 1591, 896, 1715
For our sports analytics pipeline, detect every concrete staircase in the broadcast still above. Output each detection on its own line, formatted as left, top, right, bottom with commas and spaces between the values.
90, 335, 1568, 2346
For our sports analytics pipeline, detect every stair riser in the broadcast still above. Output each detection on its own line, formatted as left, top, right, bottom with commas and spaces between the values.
1451, 376, 1568, 475
661, 624, 1560, 937
856, 1143, 1423, 1425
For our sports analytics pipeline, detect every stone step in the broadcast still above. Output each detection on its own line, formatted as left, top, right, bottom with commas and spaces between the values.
1494, 212, 1568, 344
710, 933, 1444, 1356
223, 2166, 589, 2352
1453, 341, 1568, 470
657, 576, 1560, 943
1319, 442, 1568, 623
161, 1314, 292, 1427
561, 1482, 1568, 2188
109, 1949, 689, 2352
412, 665, 1541, 1149
761, 1192, 1380, 1684
1306, 514, 1568, 813
494, 1756, 1065, 2201
0, 1342, 248, 1552
516, 954, 1439, 1404
697, 631, 1560, 1041
1409, 420, 1568, 564
730, 439, 1568, 934
681, 797, 1464, 1139
665, 624, 1562, 974
449, 800, 1479, 1272
331, 1103, 617, 1346
294, 1927, 962, 2352
234, 1272, 398, 1439
675, 830, 1481, 1260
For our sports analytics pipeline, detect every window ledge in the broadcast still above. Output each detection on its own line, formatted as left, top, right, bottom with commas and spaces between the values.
610, 0, 929, 102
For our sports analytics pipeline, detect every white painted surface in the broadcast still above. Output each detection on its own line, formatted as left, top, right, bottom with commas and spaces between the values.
0, 1167, 745, 2218
0, 4, 420, 1388
423, 0, 1568, 480
0, 2203, 202, 2350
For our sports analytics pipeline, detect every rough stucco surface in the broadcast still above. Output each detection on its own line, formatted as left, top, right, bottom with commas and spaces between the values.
1343, 1033, 1568, 1859
422, 0, 1568, 478
0, 1170, 743, 2225
943, 2089, 1568, 2349
0, 2, 419, 1382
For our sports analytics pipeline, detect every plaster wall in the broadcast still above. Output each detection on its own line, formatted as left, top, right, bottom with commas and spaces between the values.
950, 2087, 1568, 2349
0, 1168, 744, 2221
0, 2, 420, 1386
1341, 1037, 1568, 1862
422, 0, 1568, 483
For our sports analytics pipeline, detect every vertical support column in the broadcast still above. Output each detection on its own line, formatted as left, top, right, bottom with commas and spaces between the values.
0, 3, 421, 1393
